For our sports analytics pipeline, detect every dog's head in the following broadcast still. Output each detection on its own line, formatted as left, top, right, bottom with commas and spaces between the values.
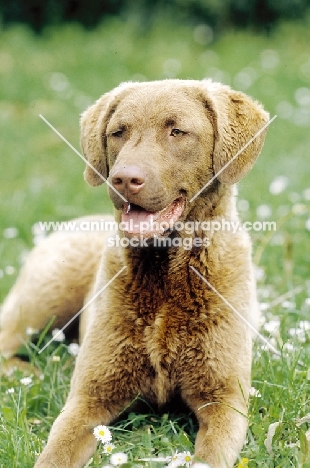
80, 79, 269, 239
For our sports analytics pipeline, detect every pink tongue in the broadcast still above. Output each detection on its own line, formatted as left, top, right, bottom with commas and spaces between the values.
121, 208, 155, 234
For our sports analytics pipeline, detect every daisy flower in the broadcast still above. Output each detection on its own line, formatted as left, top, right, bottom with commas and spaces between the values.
20, 377, 32, 386
68, 343, 80, 356
249, 386, 262, 398
167, 451, 186, 468
52, 328, 66, 342
110, 452, 128, 465
183, 452, 193, 467
103, 443, 116, 454
93, 425, 112, 444
26, 327, 39, 336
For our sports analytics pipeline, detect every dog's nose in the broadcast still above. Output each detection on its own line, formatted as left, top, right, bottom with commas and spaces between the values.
111, 166, 145, 195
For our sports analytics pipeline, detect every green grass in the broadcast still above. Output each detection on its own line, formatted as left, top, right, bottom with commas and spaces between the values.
0, 13, 310, 468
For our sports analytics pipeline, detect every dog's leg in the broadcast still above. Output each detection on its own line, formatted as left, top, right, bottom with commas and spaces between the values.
0, 290, 36, 359
34, 383, 142, 468
33, 322, 149, 467
185, 387, 248, 468
33, 395, 111, 468
0, 229, 103, 361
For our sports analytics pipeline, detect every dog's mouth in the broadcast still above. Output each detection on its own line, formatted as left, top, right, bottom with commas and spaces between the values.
120, 197, 186, 239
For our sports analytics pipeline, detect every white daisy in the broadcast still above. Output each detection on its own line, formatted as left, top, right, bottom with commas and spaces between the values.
26, 327, 39, 336
283, 342, 295, 352
20, 377, 32, 386
93, 425, 112, 444
269, 176, 288, 195
183, 451, 193, 467
168, 451, 186, 468
68, 343, 80, 356
299, 320, 310, 331
3, 227, 19, 239
103, 443, 116, 454
110, 452, 128, 465
249, 386, 262, 398
52, 328, 66, 342
263, 319, 280, 334
166, 462, 179, 468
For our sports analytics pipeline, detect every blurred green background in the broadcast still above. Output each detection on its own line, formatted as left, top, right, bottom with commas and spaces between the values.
1, 3, 310, 466
0, 3, 310, 301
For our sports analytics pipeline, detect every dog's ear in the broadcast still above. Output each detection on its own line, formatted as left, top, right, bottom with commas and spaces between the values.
201, 80, 270, 184
80, 83, 135, 186
80, 91, 117, 186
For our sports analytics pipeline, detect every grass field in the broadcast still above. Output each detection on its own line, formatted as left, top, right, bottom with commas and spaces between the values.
0, 13, 310, 468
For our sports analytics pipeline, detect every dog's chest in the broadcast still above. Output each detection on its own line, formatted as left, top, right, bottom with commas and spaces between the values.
133, 302, 209, 404
123, 255, 211, 403
126, 247, 206, 315
117, 251, 220, 403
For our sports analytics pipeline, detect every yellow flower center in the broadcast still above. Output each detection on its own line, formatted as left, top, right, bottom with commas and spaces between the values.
99, 430, 105, 436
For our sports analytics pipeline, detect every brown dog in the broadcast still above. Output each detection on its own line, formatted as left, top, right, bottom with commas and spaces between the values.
0, 79, 269, 467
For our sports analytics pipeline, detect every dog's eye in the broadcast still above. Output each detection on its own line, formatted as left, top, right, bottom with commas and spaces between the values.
170, 128, 186, 137
111, 130, 124, 138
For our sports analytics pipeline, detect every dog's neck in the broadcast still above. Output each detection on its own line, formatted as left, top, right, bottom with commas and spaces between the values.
189, 180, 237, 221
122, 183, 238, 315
